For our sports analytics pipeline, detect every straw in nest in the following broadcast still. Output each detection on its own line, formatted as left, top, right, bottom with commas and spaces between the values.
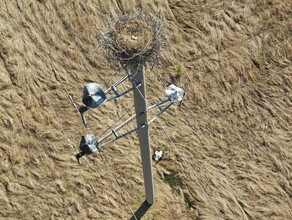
101, 9, 166, 66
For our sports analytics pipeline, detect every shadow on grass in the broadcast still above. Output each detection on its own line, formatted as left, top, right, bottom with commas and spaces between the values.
129, 200, 152, 220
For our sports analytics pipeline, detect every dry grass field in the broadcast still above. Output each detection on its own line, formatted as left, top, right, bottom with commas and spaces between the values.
0, 0, 291, 219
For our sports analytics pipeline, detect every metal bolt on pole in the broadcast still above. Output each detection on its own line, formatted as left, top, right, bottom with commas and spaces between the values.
130, 63, 154, 205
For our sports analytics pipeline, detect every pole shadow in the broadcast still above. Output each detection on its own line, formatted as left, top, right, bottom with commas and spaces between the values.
129, 200, 152, 220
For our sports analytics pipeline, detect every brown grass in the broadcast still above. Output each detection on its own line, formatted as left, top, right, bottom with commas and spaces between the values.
0, 0, 291, 219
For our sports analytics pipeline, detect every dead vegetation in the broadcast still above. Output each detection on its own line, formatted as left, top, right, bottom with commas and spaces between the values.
101, 9, 166, 66
0, 0, 291, 219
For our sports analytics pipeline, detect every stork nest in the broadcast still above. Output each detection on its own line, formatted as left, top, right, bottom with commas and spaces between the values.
101, 9, 166, 66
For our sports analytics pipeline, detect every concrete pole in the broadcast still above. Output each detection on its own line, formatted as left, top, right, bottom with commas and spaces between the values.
130, 63, 154, 205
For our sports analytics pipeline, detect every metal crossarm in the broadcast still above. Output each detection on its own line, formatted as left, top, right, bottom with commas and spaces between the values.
97, 96, 179, 148
105, 81, 142, 103
104, 74, 129, 94
103, 70, 141, 98
99, 123, 146, 148
71, 68, 145, 127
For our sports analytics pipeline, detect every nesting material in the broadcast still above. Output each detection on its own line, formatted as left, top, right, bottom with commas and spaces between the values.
101, 9, 166, 66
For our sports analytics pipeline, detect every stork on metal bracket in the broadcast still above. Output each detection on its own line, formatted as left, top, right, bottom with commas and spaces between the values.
75, 84, 185, 164
69, 70, 142, 127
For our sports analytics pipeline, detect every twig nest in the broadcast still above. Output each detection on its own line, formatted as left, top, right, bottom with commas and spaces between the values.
101, 9, 166, 66
115, 19, 153, 54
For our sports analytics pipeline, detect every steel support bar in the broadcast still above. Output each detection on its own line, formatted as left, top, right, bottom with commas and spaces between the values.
131, 63, 154, 205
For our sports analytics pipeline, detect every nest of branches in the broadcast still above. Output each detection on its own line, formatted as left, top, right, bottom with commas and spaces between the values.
101, 9, 166, 66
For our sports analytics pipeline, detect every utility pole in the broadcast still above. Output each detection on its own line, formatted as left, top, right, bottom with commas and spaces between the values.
130, 63, 154, 205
